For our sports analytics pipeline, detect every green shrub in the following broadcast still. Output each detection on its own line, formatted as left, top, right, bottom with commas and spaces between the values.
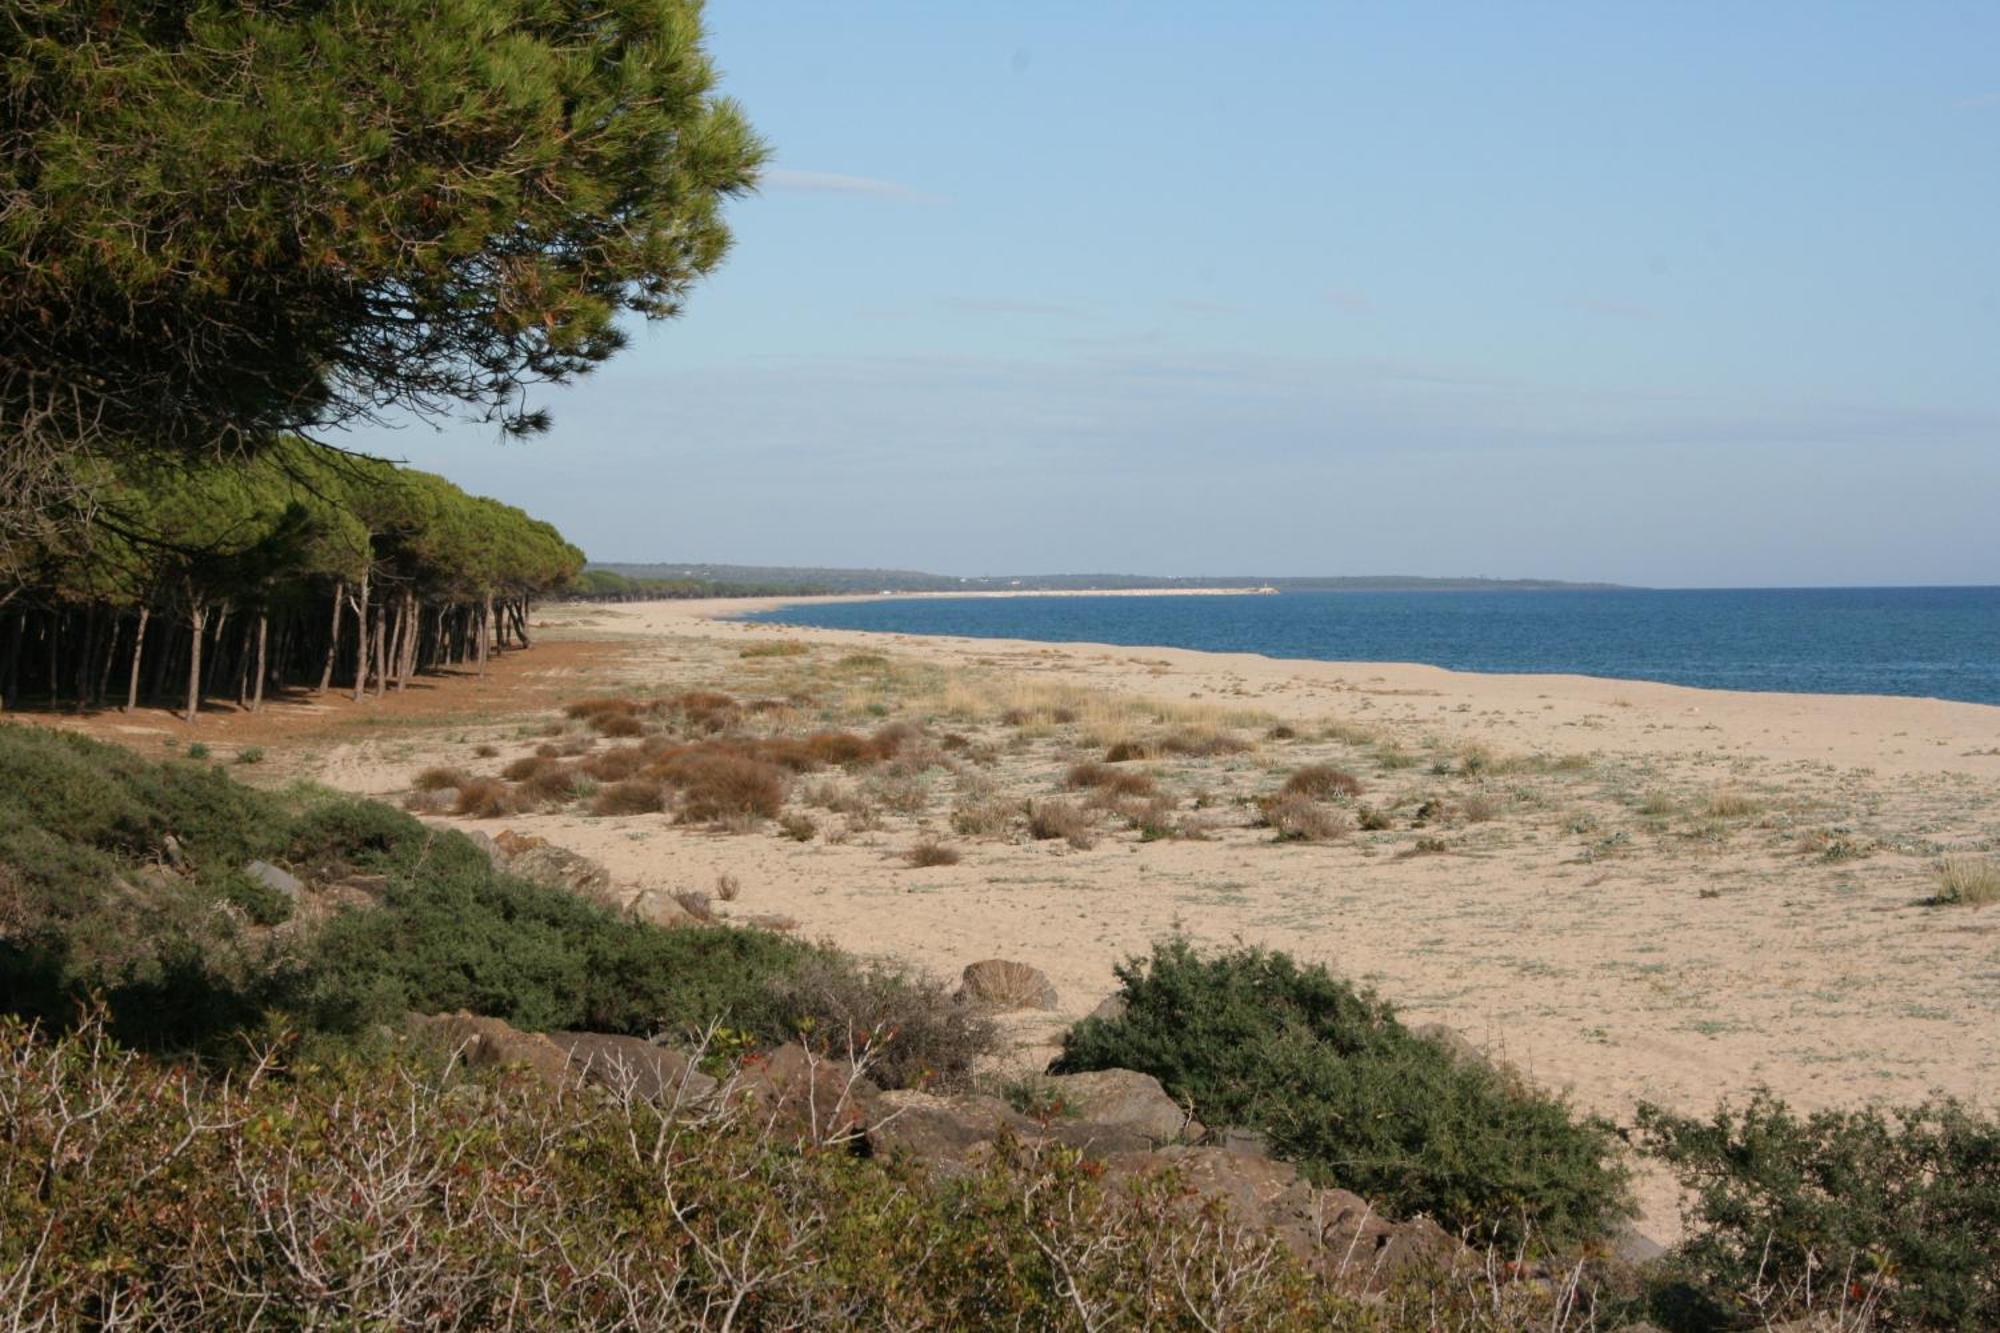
1638, 1093, 2000, 1330
1053, 939, 1632, 1248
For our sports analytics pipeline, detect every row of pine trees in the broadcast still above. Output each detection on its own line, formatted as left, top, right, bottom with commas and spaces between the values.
0, 440, 582, 722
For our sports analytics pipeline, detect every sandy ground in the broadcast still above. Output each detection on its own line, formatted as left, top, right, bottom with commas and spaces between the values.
64, 595, 2000, 1237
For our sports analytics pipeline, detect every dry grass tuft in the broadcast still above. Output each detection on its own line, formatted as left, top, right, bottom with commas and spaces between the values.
905, 839, 963, 868
653, 751, 788, 824
1282, 765, 1363, 801
452, 778, 517, 819
951, 798, 1019, 838
502, 754, 563, 782
1065, 761, 1158, 797
590, 779, 666, 817
777, 811, 817, 842
1026, 799, 1097, 849
1935, 854, 2000, 906
1258, 792, 1353, 843
412, 766, 472, 792
1459, 791, 1506, 824
1705, 788, 1763, 818
579, 745, 648, 782
715, 872, 742, 902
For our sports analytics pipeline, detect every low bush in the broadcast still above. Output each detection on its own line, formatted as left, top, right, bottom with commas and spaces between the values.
1054, 939, 1632, 1249
1257, 792, 1352, 842
951, 798, 1019, 837
1282, 765, 1362, 800
580, 744, 648, 782
590, 779, 667, 817
0, 1019, 1408, 1329
1066, 760, 1158, 797
1638, 1093, 2000, 1329
412, 764, 472, 792
653, 750, 788, 824
451, 777, 517, 818
905, 839, 962, 868
767, 951, 994, 1091
1027, 798, 1097, 849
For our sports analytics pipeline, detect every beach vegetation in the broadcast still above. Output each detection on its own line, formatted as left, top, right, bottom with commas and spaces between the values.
1054, 938, 1634, 1249
1257, 792, 1353, 842
1281, 763, 1363, 800
1933, 854, 2000, 906
1638, 1093, 2000, 1329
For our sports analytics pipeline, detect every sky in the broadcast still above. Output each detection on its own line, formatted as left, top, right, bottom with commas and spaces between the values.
342, 3, 2000, 588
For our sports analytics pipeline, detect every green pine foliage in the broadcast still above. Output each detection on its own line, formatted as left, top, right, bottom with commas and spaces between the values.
2, 0, 764, 539
1052, 938, 1633, 1249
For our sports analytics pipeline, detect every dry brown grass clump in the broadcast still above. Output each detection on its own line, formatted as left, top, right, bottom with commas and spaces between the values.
1258, 792, 1353, 843
951, 799, 1019, 838
1064, 761, 1158, 798
1027, 799, 1097, 849
502, 754, 563, 782
1705, 788, 1763, 818
412, 766, 472, 792
564, 697, 655, 737
1281, 765, 1362, 801
739, 640, 809, 658
590, 779, 667, 817
653, 751, 788, 824
777, 811, 817, 842
905, 839, 963, 868
580, 745, 648, 782
452, 777, 517, 819
1935, 854, 2000, 906
1458, 791, 1505, 824
665, 690, 739, 734
514, 763, 590, 808
1105, 730, 1250, 763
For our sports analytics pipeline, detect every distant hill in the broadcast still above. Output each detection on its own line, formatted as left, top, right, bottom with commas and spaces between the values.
586, 563, 1627, 597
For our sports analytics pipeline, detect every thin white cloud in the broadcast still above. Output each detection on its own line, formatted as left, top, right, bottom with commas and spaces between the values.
942, 297, 1081, 317
1566, 297, 1660, 321
761, 168, 943, 203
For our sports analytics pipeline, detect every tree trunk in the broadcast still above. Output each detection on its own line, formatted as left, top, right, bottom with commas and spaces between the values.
318, 580, 343, 693
204, 605, 229, 700
184, 603, 207, 725
371, 607, 388, 699
125, 607, 149, 712
251, 613, 269, 711
351, 570, 370, 702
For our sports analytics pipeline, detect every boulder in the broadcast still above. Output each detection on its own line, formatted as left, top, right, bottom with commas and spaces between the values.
1044, 1068, 1201, 1144
1410, 1022, 1489, 1071
726, 1043, 881, 1145
1102, 1145, 1463, 1287
243, 859, 304, 900
550, 1031, 716, 1106
626, 887, 699, 928
408, 1011, 572, 1086
505, 843, 612, 897
958, 959, 1058, 1011
868, 1090, 1032, 1172
1087, 992, 1127, 1024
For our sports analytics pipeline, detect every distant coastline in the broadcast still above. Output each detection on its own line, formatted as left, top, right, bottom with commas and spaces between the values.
591, 561, 1626, 597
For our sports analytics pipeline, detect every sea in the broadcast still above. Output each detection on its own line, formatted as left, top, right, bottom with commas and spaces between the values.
739, 586, 2000, 706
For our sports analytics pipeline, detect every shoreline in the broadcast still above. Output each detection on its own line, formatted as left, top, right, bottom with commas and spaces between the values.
662, 594, 2000, 754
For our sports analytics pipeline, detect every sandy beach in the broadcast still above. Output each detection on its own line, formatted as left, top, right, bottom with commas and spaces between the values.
171, 594, 2000, 1236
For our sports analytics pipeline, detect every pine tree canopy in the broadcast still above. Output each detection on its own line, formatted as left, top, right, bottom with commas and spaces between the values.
1, 0, 764, 524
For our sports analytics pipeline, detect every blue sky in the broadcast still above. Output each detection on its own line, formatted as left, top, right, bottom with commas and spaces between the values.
345, 3, 2000, 587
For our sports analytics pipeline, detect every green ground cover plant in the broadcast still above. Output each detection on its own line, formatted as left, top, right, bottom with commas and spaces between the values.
1053, 938, 1633, 1249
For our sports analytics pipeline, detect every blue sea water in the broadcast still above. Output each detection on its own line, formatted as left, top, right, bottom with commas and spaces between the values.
741, 587, 2000, 706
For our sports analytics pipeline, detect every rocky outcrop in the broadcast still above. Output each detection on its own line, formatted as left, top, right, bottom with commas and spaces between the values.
548, 1031, 717, 1105
958, 959, 1058, 1010
725, 1042, 881, 1144
1042, 1068, 1202, 1144
408, 1011, 573, 1086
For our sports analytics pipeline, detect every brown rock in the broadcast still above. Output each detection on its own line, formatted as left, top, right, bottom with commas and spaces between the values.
1045, 1068, 1202, 1144
505, 843, 612, 898
408, 1011, 572, 1086
959, 959, 1058, 1010
550, 1031, 717, 1106
626, 887, 699, 927
868, 1090, 1031, 1171
727, 1043, 881, 1145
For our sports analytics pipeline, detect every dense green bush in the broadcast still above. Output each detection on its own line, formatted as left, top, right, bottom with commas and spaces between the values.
1638, 1093, 2000, 1330
1053, 938, 1632, 1248
0, 726, 992, 1085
